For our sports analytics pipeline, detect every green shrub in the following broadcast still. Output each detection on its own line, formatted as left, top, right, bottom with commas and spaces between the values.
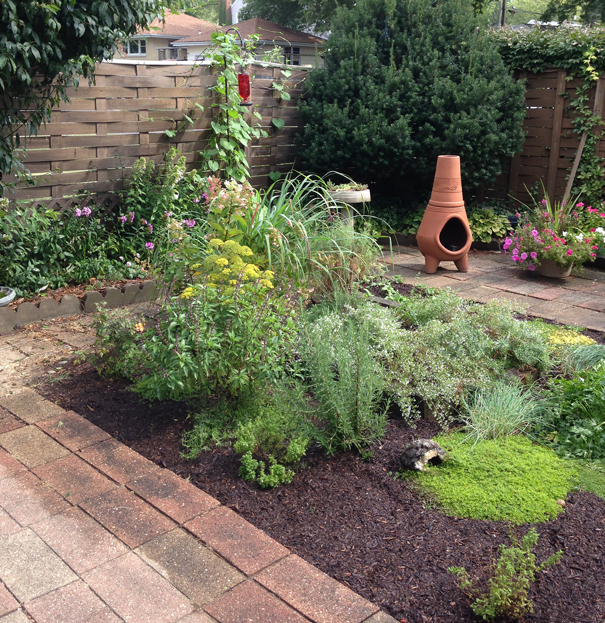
468, 208, 510, 243
92, 279, 298, 402
404, 433, 576, 523
460, 382, 544, 443
301, 304, 388, 455
299, 0, 525, 197
543, 362, 605, 460
449, 528, 562, 621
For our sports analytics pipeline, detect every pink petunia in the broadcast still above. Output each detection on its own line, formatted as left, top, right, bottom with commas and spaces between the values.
567, 249, 573, 255
145, 242, 154, 250
530, 252, 537, 259
528, 264, 536, 271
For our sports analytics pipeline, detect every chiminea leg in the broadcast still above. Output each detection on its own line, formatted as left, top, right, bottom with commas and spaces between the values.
454, 255, 469, 273
424, 256, 440, 274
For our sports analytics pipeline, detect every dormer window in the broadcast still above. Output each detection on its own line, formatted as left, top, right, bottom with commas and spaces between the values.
127, 39, 147, 56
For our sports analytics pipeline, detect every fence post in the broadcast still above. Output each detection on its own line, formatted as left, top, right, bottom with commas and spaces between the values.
546, 69, 567, 203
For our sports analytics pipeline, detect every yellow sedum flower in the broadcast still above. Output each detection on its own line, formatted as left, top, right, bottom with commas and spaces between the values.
180, 287, 195, 299
547, 327, 595, 352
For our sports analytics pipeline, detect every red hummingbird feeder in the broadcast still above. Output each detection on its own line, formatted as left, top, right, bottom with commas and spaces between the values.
238, 72, 252, 106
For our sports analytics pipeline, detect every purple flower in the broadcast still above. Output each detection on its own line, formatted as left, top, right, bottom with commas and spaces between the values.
528, 264, 536, 271
530, 252, 538, 259
148, 224, 153, 234
74, 208, 82, 217
81, 206, 91, 216
512, 248, 519, 256
193, 198, 200, 203
520, 252, 528, 260
512, 256, 519, 262
201, 193, 208, 202
165, 211, 172, 217
531, 229, 538, 237
120, 215, 127, 223
182, 219, 196, 228
541, 199, 547, 206
145, 242, 154, 250
129, 212, 135, 223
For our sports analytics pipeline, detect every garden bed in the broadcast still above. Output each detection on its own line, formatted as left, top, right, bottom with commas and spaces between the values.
37, 355, 605, 623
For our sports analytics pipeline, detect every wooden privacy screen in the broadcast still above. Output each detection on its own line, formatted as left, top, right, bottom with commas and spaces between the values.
487, 68, 605, 204
5, 61, 308, 207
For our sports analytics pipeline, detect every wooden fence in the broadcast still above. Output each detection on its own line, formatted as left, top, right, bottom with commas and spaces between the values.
4, 61, 308, 208
487, 68, 605, 204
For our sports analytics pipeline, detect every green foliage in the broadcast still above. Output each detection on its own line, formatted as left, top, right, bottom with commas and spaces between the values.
576, 461, 605, 499
542, 363, 605, 460
0, 0, 162, 186
199, 31, 267, 182
493, 27, 605, 205
239, 453, 295, 488
449, 528, 563, 621
299, 0, 526, 198
240, 0, 356, 31
0, 202, 130, 295
301, 307, 388, 455
468, 208, 510, 243
541, 0, 605, 24
92, 280, 298, 402
405, 433, 576, 523
460, 382, 544, 443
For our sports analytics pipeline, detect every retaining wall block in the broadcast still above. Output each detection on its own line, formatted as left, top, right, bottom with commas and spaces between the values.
38, 297, 61, 319
16, 302, 42, 325
58, 294, 82, 316
134, 280, 159, 303
83, 291, 104, 313
122, 284, 140, 304
104, 287, 124, 309
0, 306, 17, 335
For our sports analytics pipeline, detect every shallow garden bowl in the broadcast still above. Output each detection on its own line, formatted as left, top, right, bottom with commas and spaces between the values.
0, 287, 16, 307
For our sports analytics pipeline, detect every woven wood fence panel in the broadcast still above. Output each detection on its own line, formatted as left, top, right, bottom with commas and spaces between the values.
486, 68, 605, 204
4, 62, 308, 207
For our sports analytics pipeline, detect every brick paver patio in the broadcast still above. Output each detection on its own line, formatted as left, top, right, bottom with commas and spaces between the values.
383, 246, 605, 330
0, 326, 397, 623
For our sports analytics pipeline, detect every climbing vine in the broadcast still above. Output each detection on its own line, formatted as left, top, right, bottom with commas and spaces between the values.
493, 26, 605, 205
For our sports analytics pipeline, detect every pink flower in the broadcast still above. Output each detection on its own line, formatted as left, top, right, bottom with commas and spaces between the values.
193, 198, 200, 203
530, 252, 537, 259
577, 202, 584, 207
74, 208, 82, 217
567, 249, 573, 256
591, 253, 597, 257
593, 245, 599, 250
600, 213, 605, 218
591, 228, 596, 232
120, 215, 127, 223
145, 242, 154, 250
512, 256, 519, 262
129, 212, 135, 223
516, 212, 521, 218
182, 219, 196, 228
531, 229, 538, 237
520, 252, 528, 260
541, 199, 547, 206
528, 264, 536, 271
81, 207, 91, 216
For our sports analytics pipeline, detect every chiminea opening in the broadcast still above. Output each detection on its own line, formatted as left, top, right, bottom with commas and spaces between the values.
439, 217, 468, 252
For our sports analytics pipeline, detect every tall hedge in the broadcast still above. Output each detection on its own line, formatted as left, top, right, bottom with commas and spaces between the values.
298, 0, 526, 195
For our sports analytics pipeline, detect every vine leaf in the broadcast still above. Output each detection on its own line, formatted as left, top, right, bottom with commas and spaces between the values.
272, 118, 285, 130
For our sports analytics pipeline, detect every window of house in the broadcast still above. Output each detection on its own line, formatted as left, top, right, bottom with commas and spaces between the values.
283, 46, 301, 66
128, 39, 146, 56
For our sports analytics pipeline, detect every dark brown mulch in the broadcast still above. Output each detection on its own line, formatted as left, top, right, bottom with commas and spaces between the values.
38, 364, 605, 623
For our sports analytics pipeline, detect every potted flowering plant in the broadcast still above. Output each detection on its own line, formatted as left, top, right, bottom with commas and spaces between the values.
503, 195, 598, 278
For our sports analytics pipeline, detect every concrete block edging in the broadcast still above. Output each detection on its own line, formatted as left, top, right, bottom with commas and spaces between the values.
0, 281, 158, 335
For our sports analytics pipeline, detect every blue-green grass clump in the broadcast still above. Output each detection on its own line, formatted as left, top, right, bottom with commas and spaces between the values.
404, 433, 577, 524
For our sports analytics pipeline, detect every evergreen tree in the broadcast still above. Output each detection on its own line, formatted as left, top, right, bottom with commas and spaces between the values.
298, 0, 526, 196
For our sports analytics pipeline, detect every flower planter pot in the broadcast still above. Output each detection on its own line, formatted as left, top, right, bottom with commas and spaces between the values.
0, 287, 16, 307
536, 259, 572, 279
327, 189, 371, 204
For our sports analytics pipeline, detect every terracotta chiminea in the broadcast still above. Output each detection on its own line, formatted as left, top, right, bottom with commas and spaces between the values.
416, 155, 472, 274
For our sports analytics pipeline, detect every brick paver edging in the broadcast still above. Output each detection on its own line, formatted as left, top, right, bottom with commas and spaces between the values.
0, 388, 397, 623
0, 281, 159, 336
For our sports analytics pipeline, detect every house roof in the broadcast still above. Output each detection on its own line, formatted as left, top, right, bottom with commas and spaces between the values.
174, 17, 325, 46
138, 13, 216, 38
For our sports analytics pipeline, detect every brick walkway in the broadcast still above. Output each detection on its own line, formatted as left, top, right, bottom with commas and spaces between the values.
384, 246, 605, 330
0, 327, 396, 623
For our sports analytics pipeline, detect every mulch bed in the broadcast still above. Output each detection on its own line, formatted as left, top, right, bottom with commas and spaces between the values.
38, 361, 605, 623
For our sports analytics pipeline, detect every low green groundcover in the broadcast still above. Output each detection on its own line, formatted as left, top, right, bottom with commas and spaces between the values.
404, 434, 577, 524
576, 463, 605, 499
